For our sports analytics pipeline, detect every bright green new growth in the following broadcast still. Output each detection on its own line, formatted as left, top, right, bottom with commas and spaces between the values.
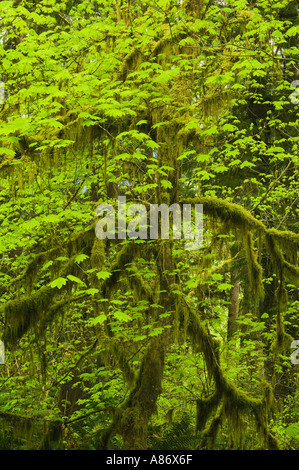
0, 0, 298, 451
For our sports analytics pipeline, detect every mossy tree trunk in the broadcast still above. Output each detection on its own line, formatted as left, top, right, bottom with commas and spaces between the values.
118, 337, 166, 450
227, 272, 240, 341
111, 243, 177, 449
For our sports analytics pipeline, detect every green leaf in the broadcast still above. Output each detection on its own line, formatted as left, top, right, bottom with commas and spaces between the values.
0, 147, 15, 156
185, 279, 197, 289
85, 288, 99, 296
149, 326, 171, 337
67, 274, 85, 285
55, 256, 69, 262
42, 260, 53, 271
161, 180, 172, 189
112, 310, 132, 322
75, 254, 89, 264
96, 271, 111, 280
222, 123, 237, 132
133, 334, 147, 342
217, 283, 233, 291
89, 314, 107, 325
211, 273, 223, 281
196, 154, 210, 163
50, 277, 68, 289
240, 161, 255, 169
285, 423, 299, 440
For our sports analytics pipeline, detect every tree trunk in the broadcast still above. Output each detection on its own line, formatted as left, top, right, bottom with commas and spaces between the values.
120, 337, 166, 450
116, 243, 176, 449
227, 272, 240, 341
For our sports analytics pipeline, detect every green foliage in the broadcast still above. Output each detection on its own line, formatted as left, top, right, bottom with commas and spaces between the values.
149, 413, 197, 450
0, 0, 298, 451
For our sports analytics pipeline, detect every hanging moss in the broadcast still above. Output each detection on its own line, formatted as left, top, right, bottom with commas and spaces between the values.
218, 372, 279, 449
196, 391, 222, 434
3, 286, 53, 346
0, 411, 33, 444
39, 419, 64, 450
263, 428, 280, 450
263, 231, 299, 289
108, 339, 137, 390
188, 310, 221, 382
2, 186, 296, 451
271, 308, 293, 354
169, 284, 182, 342
129, 267, 154, 303
243, 231, 264, 300
186, 301, 277, 449
3, 250, 90, 346
117, 337, 166, 450
181, 197, 266, 234
182, 0, 204, 18
181, 197, 298, 362
222, 381, 261, 431
9, 223, 97, 297
118, 49, 144, 81
264, 233, 284, 282
9, 246, 62, 294
283, 260, 299, 287
101, 241, 139, 297
38, 294, 77, 335
90, 238, 106, 270
152, 36, 173, 62
198, 409, 223, 450
66, 224, 96, 259
267, 227, 299, 251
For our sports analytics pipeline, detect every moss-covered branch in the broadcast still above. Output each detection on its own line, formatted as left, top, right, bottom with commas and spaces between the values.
185, 297, 279, 449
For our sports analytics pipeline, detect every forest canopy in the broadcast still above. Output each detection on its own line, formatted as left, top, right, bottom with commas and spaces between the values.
0, 0, 298, 451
